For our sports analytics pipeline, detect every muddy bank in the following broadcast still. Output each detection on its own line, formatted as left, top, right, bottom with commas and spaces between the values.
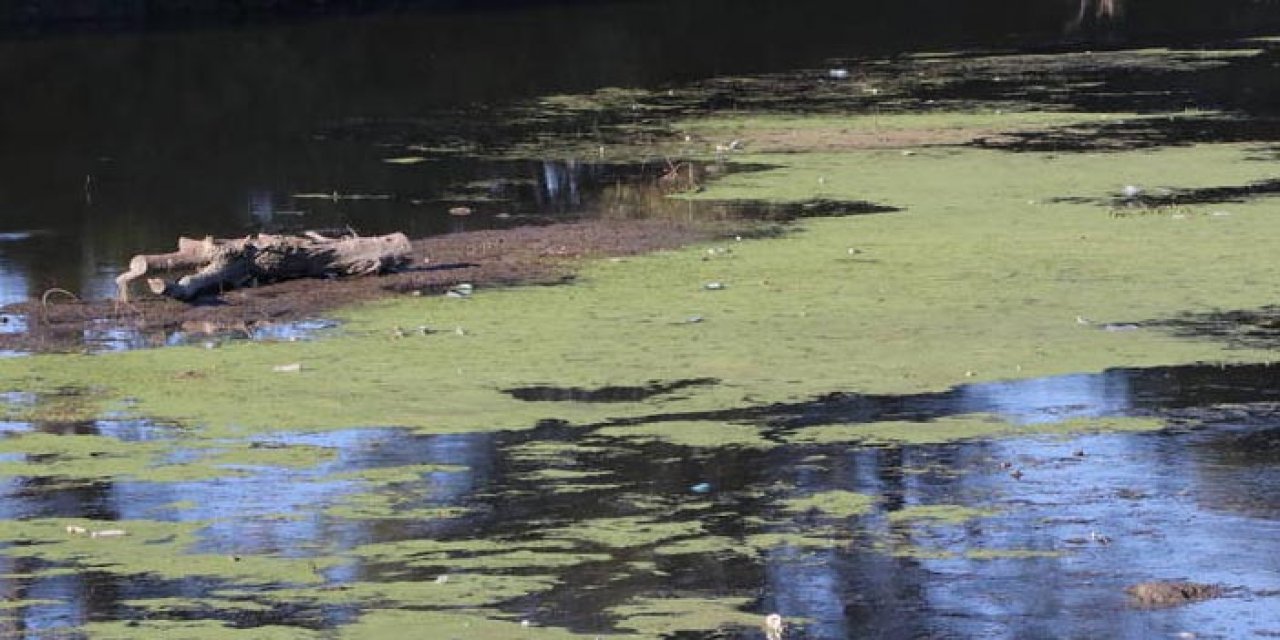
0, 218, 720, 354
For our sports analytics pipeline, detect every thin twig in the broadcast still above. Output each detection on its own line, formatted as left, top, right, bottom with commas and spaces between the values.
40, 288, 79, 308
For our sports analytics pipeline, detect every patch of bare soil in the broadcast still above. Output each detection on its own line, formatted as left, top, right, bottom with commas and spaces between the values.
1126, 581, 1224, 608
0, 218, 724, 354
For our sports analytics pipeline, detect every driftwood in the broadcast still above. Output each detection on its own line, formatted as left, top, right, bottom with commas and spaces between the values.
116, 232, 413, 302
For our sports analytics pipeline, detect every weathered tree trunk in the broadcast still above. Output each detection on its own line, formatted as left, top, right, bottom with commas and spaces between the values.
116, 232, 412, 302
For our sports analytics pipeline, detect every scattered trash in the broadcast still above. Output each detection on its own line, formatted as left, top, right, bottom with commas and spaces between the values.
690, 482, 713, 494
272, 363, 302, 373
764, 613, 785, 640
1121, 185, 1144, 199
1102, 323, 1140, 332
68, 525, 127, 538
828, 68, 850, 79
714, 140, 745, 155
382, 156, 427, 165
448, 206, 473, 216
454, 327, 468, 336
446, 283, 474, 298
292, 192, 392, 202
703, 282, 725, 291
435, 575, 449, 584
685, 316, 704, 324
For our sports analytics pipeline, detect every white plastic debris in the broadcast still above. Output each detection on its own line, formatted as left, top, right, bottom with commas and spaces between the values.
764, 613, 785, 640
446, 283, 474, 298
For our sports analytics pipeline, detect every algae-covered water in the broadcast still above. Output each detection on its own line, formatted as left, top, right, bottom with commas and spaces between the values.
5, 4, 1280, 638
2, 367, 1280, 638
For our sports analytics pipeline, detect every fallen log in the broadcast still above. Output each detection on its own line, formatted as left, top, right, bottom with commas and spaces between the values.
116, 232, 413, 302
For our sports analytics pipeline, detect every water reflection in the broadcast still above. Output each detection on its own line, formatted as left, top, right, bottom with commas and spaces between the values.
959, 371, 1135, 423
0, 361, 1278, 635
749, 430, 1280, 638
599, 363, 1280, 435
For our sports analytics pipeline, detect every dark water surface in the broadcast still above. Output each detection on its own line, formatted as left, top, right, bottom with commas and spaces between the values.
1, 0, 1279, 306
3, 363, 1280, 636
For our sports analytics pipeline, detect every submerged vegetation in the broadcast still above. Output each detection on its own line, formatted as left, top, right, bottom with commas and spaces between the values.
4, 38, 1280, 638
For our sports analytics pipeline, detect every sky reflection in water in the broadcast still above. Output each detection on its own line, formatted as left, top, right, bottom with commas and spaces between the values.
0, 364, 1276, 636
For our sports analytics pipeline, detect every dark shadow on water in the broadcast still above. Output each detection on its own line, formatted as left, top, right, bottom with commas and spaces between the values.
1051, 177, 1280, 209
590, 362, 1280, 434
504, 377, 720, 403
706, 198, 900, 221
975, 116, 1280, 153
1142, 305, 1280, 350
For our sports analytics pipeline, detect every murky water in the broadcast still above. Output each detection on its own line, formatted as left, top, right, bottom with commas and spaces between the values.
2, 363, 1279, 636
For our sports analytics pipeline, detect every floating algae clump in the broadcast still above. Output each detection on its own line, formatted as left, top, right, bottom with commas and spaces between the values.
886, 504, 997, 525
782, 490, 878, 517
609, 596, 762, 637
787, 415, 1165, 446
